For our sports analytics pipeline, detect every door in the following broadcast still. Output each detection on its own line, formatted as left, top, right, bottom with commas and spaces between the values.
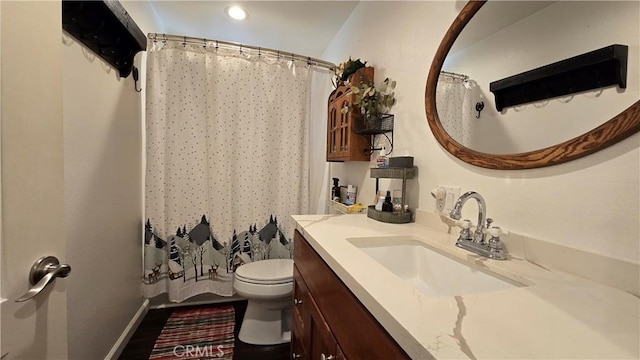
1, 1, 69, 359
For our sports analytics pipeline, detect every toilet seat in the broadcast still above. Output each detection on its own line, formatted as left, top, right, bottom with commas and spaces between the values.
235, 259, 293, 285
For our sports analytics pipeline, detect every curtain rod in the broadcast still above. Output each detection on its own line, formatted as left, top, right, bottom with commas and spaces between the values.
148, 33, 336, 71
440, 70, 469, 81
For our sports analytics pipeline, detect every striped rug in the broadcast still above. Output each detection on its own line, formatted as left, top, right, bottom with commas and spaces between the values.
149, 305, 235, 360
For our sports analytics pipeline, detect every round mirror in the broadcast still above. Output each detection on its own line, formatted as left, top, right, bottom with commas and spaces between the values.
425, 0, 640, 170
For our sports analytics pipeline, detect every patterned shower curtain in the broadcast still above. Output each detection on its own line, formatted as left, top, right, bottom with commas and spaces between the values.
436, 73, 475, 147
143, 39, 323, 302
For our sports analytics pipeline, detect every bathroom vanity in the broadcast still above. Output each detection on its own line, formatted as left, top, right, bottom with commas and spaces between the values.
291, 213, 640, 359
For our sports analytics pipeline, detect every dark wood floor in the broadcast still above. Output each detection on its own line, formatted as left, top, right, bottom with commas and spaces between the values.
118, 300, 290, 360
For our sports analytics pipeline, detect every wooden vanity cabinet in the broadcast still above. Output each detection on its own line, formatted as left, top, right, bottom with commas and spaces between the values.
291, 230, 409, 359
326, 67, 373, 162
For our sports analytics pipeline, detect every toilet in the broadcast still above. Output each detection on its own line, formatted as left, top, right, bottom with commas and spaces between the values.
233, 258, 294, 345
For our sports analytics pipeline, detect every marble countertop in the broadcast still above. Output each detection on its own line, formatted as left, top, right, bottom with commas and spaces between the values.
292, 213, 640, 359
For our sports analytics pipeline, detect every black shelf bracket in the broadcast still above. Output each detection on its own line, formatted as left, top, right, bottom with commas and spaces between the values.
62, 0, 147, 78
489, 44, 628, 111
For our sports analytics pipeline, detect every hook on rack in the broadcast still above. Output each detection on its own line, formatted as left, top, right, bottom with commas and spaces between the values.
132, 65, 142, 93
475, 101, 484, 119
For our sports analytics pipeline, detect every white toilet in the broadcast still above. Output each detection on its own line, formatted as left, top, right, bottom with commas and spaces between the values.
233, 258, 294, 345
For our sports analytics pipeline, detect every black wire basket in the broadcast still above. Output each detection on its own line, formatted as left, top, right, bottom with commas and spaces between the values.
354, 114, 394, 135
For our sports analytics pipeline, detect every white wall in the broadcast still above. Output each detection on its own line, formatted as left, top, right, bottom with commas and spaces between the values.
324, 1, 639, 263
62, 33, 144, 359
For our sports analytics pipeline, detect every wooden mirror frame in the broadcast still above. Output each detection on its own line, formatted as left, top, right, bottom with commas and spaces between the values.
425, 0, 640, 170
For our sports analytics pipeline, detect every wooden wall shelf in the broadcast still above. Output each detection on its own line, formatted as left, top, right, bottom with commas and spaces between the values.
490, 44, 628, 111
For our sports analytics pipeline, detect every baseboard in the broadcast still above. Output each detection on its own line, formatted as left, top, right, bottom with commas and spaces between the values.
149, 294, 245, 309
104, 298, 150, 360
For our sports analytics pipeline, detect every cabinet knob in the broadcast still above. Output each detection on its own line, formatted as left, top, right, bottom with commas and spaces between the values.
292, 353, 301, 359
321, 354, 335, 360
294, 298, 303, 305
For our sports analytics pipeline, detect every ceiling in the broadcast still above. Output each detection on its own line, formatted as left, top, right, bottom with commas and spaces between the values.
125, 1, 557, 62
138, 1, 360, 58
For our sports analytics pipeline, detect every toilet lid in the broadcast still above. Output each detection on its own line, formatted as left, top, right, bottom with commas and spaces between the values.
235, 259, 294, 284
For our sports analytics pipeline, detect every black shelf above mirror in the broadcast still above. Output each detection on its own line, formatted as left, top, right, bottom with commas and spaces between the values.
490, 44, 628, 111
62, 0, 146, 78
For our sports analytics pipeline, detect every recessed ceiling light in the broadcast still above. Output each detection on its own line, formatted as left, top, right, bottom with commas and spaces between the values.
226, 6, 247, 20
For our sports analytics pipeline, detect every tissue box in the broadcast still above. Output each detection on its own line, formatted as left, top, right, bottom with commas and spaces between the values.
388, 156, 414, 168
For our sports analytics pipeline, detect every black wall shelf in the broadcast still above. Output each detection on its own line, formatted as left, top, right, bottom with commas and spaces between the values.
489, 44, 628, 111
354, 114, 395, 155
62, 0, 146, 78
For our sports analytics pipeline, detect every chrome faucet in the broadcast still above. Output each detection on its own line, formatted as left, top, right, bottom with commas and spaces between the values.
449, 191, 506, 260
450, 191, 488, 243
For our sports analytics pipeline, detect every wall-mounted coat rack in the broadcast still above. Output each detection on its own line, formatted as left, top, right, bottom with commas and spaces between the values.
62, 0, 146, 78
490, 44, 628, 111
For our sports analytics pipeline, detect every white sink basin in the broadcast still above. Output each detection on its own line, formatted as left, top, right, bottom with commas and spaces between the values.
348, 236, 524, 297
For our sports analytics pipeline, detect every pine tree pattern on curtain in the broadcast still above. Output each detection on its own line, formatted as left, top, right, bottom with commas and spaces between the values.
143, 39, 316, 302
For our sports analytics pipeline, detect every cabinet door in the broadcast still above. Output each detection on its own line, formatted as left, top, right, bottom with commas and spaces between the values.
292, 265, 310, 358
327, 100, 339, 159
326, 89, 370, 162
309, 296, 343, 360
291, 332, 305, 360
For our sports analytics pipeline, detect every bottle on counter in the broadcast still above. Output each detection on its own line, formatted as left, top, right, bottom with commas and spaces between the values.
375, 195, 385, 211
382, 191, 393, 212
345, 185, 356, 205
332, 178, 341, 201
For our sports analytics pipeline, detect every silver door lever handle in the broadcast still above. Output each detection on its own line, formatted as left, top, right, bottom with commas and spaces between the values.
16, 256, 71, 302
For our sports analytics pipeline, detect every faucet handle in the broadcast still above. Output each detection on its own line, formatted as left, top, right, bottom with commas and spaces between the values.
455, 219, 473, 242
456, 219, 473, 229
486, 226, 509, 259
486, 226, 509, 238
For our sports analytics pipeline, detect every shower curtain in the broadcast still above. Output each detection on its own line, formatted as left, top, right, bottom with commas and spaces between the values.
143, 39, 330, 302
436, 73, 474, 147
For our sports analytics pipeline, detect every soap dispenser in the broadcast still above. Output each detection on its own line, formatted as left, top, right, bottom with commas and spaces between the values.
382, 191, 393, 212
